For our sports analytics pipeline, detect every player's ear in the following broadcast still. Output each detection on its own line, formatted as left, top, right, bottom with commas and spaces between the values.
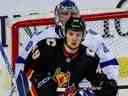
81, 30, 87, 41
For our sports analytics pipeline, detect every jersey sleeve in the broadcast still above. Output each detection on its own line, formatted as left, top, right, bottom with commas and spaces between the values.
15, 27, 57, 76
21, 27, 57, 60
83, 29, 119, 81
96, 35, 119, 81
15, 38, 57, 96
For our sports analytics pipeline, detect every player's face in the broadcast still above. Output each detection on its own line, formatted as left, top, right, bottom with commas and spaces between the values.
59, 10, 79, 24
65, 30, 83, 50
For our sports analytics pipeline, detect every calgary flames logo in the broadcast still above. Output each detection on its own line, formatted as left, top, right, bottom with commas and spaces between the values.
53, 68, 70, 87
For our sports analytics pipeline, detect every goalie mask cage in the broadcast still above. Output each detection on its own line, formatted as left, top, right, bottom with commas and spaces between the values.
11, 10, 128, 79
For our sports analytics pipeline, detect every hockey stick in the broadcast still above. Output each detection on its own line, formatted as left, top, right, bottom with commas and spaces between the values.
0, 43, 13, 76
0, 42, 16, 96
118, 85, 128, 89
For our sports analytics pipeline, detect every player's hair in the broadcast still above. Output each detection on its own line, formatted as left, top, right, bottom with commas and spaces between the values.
54, 0, 79, 26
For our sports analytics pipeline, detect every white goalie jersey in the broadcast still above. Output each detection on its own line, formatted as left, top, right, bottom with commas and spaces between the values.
83, 29, 119, 81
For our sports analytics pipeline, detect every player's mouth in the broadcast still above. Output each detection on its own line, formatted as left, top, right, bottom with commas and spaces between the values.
71, 42, 77, 45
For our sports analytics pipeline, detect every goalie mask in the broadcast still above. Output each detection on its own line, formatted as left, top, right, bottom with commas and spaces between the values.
54, 0, 79, 37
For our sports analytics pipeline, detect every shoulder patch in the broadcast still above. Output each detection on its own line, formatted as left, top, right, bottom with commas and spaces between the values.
46, 38, 56, 47
86, 48, 95, 57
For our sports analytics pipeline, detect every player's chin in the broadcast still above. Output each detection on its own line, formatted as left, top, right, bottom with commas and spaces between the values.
70, 45, 79, 50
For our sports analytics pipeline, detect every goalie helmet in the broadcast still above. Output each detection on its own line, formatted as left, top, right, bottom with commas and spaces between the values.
54, 0, 79, 26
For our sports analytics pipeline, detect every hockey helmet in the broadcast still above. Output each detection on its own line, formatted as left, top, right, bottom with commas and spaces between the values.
65, 16, 85, 33
54, 0, 79, 26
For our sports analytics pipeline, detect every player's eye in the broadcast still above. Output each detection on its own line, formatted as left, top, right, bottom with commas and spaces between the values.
68, 32, 74, 36
76, 33, 81, 37
60, 11, 69, 15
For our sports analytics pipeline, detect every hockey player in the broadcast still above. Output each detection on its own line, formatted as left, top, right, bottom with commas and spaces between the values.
15, 0, 119, 96
16, 17, 118, 96
17, 0, 119, 82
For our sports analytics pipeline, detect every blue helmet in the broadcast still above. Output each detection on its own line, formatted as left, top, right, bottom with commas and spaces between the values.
54, 0, 79, 26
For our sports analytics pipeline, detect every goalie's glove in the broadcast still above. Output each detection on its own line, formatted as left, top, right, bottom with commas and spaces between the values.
94, 79, 118, 96
93, 73, 118, 96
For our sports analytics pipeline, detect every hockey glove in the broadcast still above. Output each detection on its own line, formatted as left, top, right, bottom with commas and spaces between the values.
95, 79, 118, 96
64, 85, 78, 96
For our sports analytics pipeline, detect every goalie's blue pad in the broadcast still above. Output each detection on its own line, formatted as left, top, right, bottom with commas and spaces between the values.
16, 71, 29, 96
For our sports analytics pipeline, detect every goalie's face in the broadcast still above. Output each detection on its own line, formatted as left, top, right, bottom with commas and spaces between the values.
65, 30, 83, 51
59, 10, 79, 25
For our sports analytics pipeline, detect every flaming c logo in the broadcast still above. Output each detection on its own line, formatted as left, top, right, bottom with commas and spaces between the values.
53, 67, 70, 87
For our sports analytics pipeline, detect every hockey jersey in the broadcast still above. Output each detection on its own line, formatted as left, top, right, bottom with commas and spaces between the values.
17, 26, 119, 81
21, 38, 99, 95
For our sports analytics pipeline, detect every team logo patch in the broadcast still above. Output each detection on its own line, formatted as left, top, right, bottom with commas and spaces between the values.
86, 48, 95, 57
53, 67, 70, 87
46, 38, 56, 47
